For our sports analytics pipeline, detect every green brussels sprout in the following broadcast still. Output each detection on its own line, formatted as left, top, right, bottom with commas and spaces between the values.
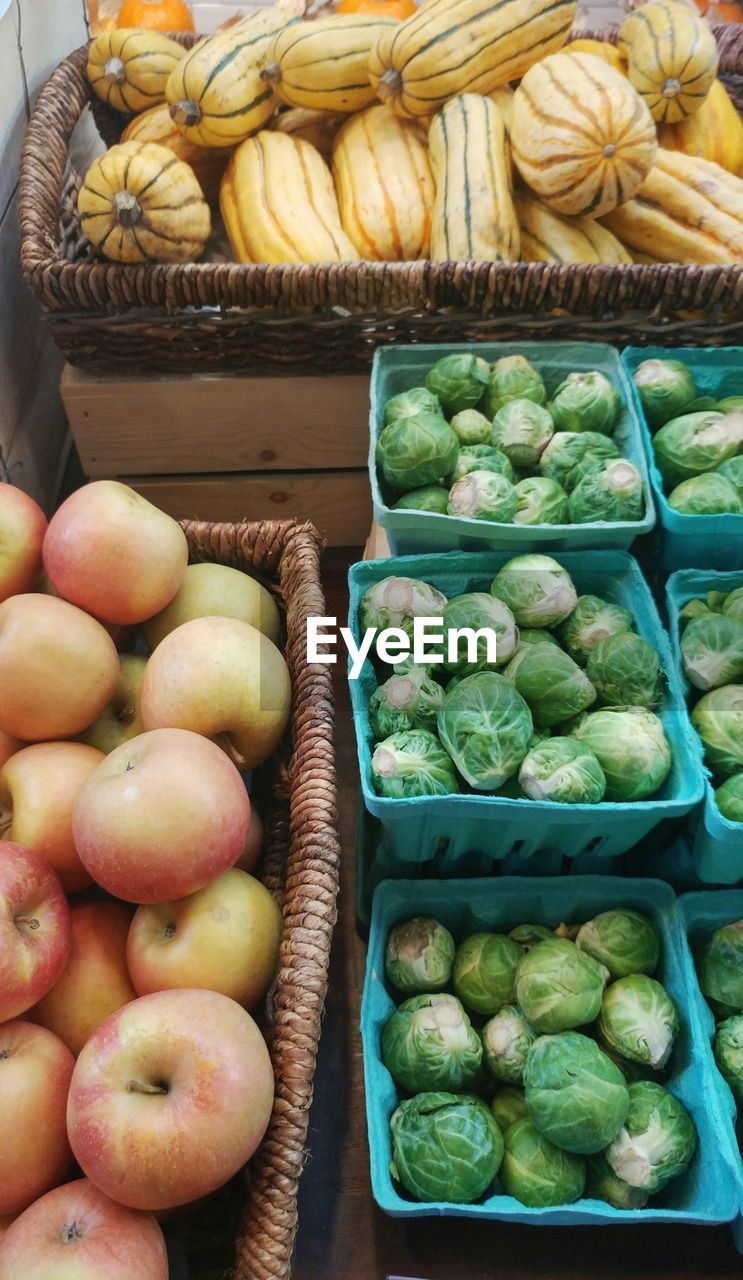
668, 473, 743, 516
482, 1005, 537, 1083
390, 1092, 503, 1204
392, 486, 450, 514
437, 671, 533, 791
359, 576, 448, 641
371, 730, 459, 799
381, 993, 483, 1093
557, 595, 635, 668
569, 708, 671, 802
447, 470, 518, 523
512, 477, 569, 526
690, 685, 743, 778
539, 431, 620, 492
491, 554, 578, 629
515, 938, 605, 1033
517, 629, 561, 650
483, 355, 547, 419
585, 633, 663, 709
680, 613, 743, 692
653, 411, 743, 486
584, 1151, 650, 1209
698, 920, 743, 1014
576, 910, 660, 979
383, 386, 441, 427
453, 932, 522, 1016
715, 396, 743, 414
604, 1081, 697, 1194
505, 646, 597, 729
679, 597, 717, 627
385, 917, 456, 995
491, 1086, 528, 1132
717, 455, 743, 501
550, 371, 621, 435
491, 399, 554, 468
567, 459, 644, 524
523, 1032, 630, 1154
442, 592, 519, 678
376, 412, 459, 491
369, 666, 445, 740
450, 444, 514, 484
714, 1015, 743, 1103
425, 353, 490, 417
722, 587, 743, 625
518, 737, 606, 804
707, 590, 729, 611
716, 774, 743, 822
450, 409, 494, 447
598, 976, 679, 1071
632, 358, 696, 430
509, 924, 554, 951
500, 1117, 586, 1207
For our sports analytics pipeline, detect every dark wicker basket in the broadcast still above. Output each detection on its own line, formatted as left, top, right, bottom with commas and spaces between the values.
19, 25, 743, 374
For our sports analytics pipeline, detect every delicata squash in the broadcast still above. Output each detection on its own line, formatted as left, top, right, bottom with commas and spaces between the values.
261, 15, 396, 114
87, 28, 185, 115
515, 194, 633, 265
619, 0, 719, 124
121, 103, 232, 204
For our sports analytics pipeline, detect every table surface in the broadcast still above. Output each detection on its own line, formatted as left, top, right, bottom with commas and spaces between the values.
291, 549, 741, 1280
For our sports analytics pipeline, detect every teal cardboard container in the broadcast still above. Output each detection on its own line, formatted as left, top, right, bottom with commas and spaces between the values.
371, 342, 655, 555
622, 346, 743, 572
666, 570, 743, 885
361, 876, 739, 1225
348, 550, 704, 867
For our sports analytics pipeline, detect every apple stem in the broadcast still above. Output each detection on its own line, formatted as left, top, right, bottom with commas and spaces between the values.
15, 915, 40, 930
213, 733, 248, 773
127, 1079, 169, 1095
62, 1223, 84, 1244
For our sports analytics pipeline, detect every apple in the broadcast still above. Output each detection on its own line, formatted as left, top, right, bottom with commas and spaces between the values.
0, 594, 119, 741
43, 481, 188, 626
0, 841, 71, 1022
141, 616, 291, 770
30, 902, 136, 1056
73, 728, 250, 903
67, 989, 274, 1210
127, 868, 282, 1010
0, 1179, 168, 1280
0, 1021, 74, 1214
235, 804, 265, 873
0, 735, 18, 771
0, 483, 47, 604
0, 742, 104, 892
80, 654, 147, 754
144, 561, 281, 649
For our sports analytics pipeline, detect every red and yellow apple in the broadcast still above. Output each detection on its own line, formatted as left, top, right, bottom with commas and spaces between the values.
144, 561, 281, 649
0, 483, 47, 604
0, 841, 71, 1022
80, 654, 147, 755
0, 742, 104, 892
235, 804, 264, 873
0, 1179, 168, 1280
43, 481, 188, 626
0, 594, 119, 741
73, 727, 250, 903
0, 1021, 74, 1215
0, 735, 18, 771
30, 902, 136, 1056
67, 989, 274, 1210
127, 868, 282, 1009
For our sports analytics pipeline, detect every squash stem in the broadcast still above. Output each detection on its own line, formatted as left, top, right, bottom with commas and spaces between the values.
103, 56, 126, 85
170, 99, 202, 127
260, 62, 282, 86
114, 191, 143, 229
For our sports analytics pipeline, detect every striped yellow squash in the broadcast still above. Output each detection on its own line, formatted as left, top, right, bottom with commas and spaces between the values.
261, 16, 397, 114
121, 103, 232, 204
428, 94, 518, 262
220, 132, 358, 264
87, 29, 185, 115
272, 108, 345, 159
619, 0, 719, 124
511, 51, 658, 218
332, 105, 434, 260
515, 193, 633, 264
165, 9, 290, 148
658, 78, 743, 176
368, 0, 577, 120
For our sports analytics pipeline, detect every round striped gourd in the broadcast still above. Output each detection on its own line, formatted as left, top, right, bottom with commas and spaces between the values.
658, 78, 743, 175
619, 0, 719, 124
87, 28, 185, 115
515, 193, 633, 264
261, 16, 397, 114
121, 104, 232, 203
511, 51, 658, 218
78, 141, 210, 263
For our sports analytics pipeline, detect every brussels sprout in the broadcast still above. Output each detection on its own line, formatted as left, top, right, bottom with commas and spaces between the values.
722, 587, 743, 626
524, 1032, 630, 1154
653, 411, 743, 486
680, 614, 743, 692
605, 1081, 696, 1193
442, 592, 519, 678
385, 917, 456, 995
585, 633, 663, 709
718, 455, 743, 501
708, 590, 729, 612
576, 909, 660, 979
518, 737, 606, 804
716, 396, 743, 414
390, 1092, 503, 1203
509, 924, 554, 951
568, 459, 644, 524
376, 412, 459, 491
447, 470, 518, 523
668, 473, 743, 516
584, 1152, 650, 1209
716, 774, 743, 823
550, 371, 621, 435
369, 666, 445, 740
714, 1015, 743, 1103
505, 646, 597, 729
539, 431, 620, 492
598, 976, 679, 1071
483, 355, 547, 419
633, 359, 696, 430
482, 1006, 537, 1083
557, 595, 635, 668
381, 993, 483, 1093
383, 386, 441, 427
450, 409, 494, 447
679, 597, 717, 627
453, 933, 522, 1016
491, 555, 578, 629
569, 708, 671, 802
500, 1116, 585, 1207
491, 399, 554, 468
437, 672, 533, 791
518, 629, 561, 650
491, 1086, 528, 1132
425, 353, 490, 417
360, 576, 448, 641
392, 486, 450, 514
450, 444, 515, 484
690, 685, 743, 778
371, 730, 459, 799
698, 920, 743, 1014
515, 938, 605, 1033
512, 477, 569, 526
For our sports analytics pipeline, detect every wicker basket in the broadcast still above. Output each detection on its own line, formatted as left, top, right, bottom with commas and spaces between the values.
19, 26, 743, 374
172, 516, 339, 1280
